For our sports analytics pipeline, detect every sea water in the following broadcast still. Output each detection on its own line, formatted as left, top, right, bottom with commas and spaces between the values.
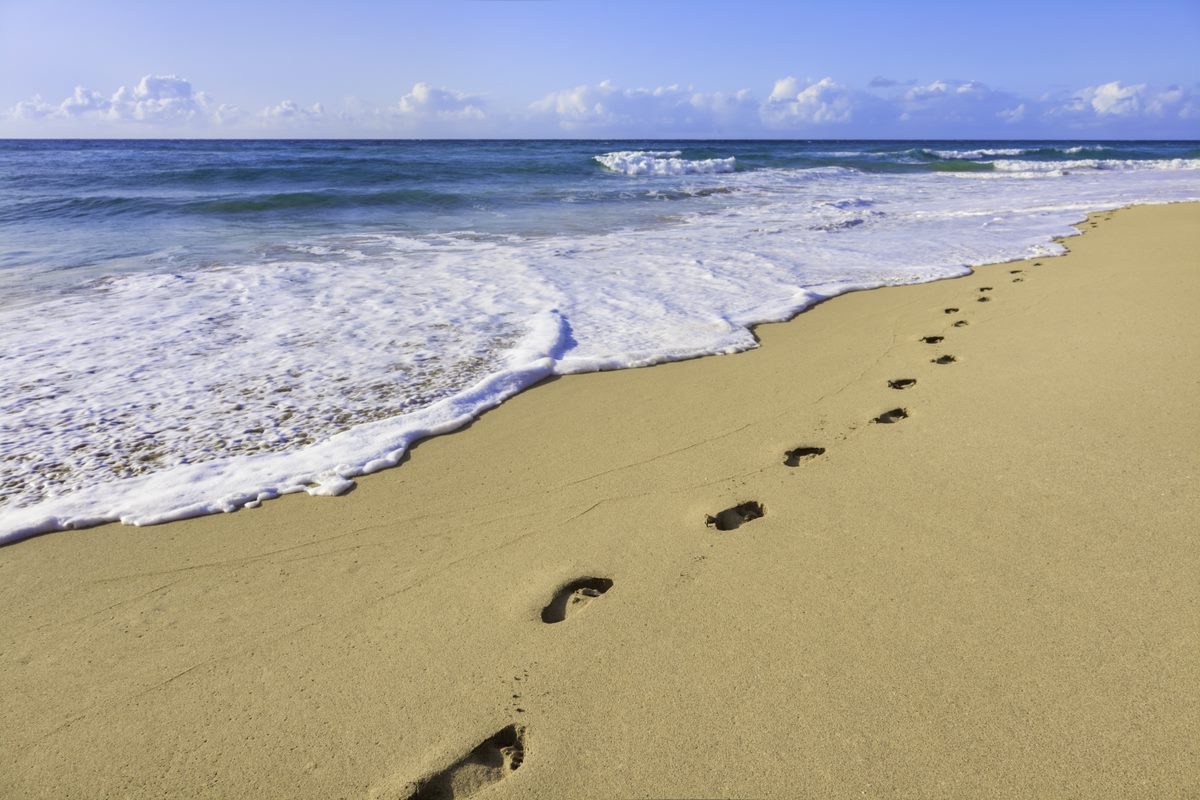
2, 139, 1198, 541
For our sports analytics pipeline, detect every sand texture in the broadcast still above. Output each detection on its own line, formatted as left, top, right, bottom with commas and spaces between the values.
2, 203, 1198, 799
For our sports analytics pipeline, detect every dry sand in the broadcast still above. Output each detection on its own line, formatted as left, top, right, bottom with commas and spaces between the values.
2, 203, 1198, 799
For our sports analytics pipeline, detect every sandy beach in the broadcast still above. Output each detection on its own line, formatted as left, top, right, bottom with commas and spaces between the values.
2, 202, 1198, 798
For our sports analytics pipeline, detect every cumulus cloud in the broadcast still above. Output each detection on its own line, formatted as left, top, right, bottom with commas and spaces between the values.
998, 103, 1026, 124
1072, 81, 1145, 116
5, 72, 1197, 138
11, 95, 55, 120
59, 86, 111, 117
761, 76, 866, 126
897, 79, 1024, 130
755, 75, 1198, 136
3, 76, 496, 136
113, 75, 211, 123
396, 82, 485, 120
7, 74, 213, 127
214, 104, 243, 126
1148, 85, 1200, 119
259, 99, 326, 125
531, 80, 757, 134
1042, 81, 1200, 131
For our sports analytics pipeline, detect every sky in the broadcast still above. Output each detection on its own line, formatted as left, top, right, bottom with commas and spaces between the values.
1, 0, 1197, 139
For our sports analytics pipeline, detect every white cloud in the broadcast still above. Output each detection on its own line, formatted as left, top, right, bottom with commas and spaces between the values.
110, 75, 211, 123
1044, 81, 1198, 129
259, 100, 326, 124
11, 95, 55, 120
889, 79, 1033, 134
2, 76, 494, 135
761, 76, 860, 126
214, 104, 243, 126
531, 80, 757, 134
4, 72, 1197, 138
1076, 81, 1145, 116
904, 79, 951, 101
998, 103, 1026, 124
6, 74, 212, 127
396, 82, 485, 120
59, 86, 111, 117
1147, 85, 1200, 119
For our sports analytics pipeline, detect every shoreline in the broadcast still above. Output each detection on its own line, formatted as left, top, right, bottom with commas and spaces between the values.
1, 198, 1165, 545
2, 202, 1198, 797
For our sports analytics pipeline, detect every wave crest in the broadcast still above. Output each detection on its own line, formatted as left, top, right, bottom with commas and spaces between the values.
595, 150, 737, 176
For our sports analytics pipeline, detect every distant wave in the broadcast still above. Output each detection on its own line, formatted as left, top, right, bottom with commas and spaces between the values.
929, 147, 1028, 159
594, 150, 737, 176
991, 158, 1200, 173
925, 145, 1115, 160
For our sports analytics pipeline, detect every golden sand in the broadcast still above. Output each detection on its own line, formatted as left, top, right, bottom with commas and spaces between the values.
2, 203, 1198, 798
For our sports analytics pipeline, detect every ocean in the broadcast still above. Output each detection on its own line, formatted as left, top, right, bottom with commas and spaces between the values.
2, 139, 1198, 541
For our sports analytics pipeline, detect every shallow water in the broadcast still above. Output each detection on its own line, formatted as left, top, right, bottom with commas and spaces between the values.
1, 139, 1198, 541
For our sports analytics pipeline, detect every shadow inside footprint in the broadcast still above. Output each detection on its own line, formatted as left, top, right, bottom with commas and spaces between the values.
706, 502, 765, 531
872, 407, 908, 424
953, 320, 969, 327
944, 307, 959, 314
408, 725, 526, 800
1010, 269, 1023, 274
540, 577, 614, 624
888, 378, 916, 390
784, 446, 825, 466
921, 335, 944, 344
1012, 277, 1024, 282
977, 296, 990, 303
979, 287, 993, 292
932, 355, 957, 365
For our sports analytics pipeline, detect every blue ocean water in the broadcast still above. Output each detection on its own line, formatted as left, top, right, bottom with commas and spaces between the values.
1, 139, 1198, 540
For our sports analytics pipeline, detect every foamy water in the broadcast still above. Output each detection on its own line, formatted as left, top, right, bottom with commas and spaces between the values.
2, 140, 1198, 542
593, 150, 738, 175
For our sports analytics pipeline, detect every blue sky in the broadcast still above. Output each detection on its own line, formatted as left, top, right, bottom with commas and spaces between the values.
2, 0, 1197, 138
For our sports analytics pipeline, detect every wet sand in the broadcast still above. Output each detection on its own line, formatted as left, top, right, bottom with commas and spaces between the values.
2, 203, 1198, 799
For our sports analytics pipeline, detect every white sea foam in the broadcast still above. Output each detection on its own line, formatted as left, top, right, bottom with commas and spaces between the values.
991, 158, 1200, 173
932, 145, 1115, 159
594, 150, 737, 176
2, 156, 1199, 542
932, 147, 1028, 159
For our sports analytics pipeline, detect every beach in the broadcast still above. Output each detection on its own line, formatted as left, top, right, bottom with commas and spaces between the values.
2, 201, 1198, 797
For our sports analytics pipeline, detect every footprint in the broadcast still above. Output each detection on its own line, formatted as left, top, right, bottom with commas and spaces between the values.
872, 408, 909, 424
706, 502, 765, 531
978, 287, 993, 292
887, 378, 917, 390
1009, 269, 1023, 274
977, 296, 991, 303
407, 725, 527, 800
952, 320, 969, 327
541, 577, 613, 624
920, 335, 944, 344
1033, 261, 1043, 266
944, 307, 959, 314
932, 355, 957, 365
1012, 277, 1024, 283
783, 446, 825, 467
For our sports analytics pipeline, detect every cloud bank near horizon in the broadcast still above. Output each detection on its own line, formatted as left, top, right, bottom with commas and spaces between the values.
6, 73, 1198, 138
